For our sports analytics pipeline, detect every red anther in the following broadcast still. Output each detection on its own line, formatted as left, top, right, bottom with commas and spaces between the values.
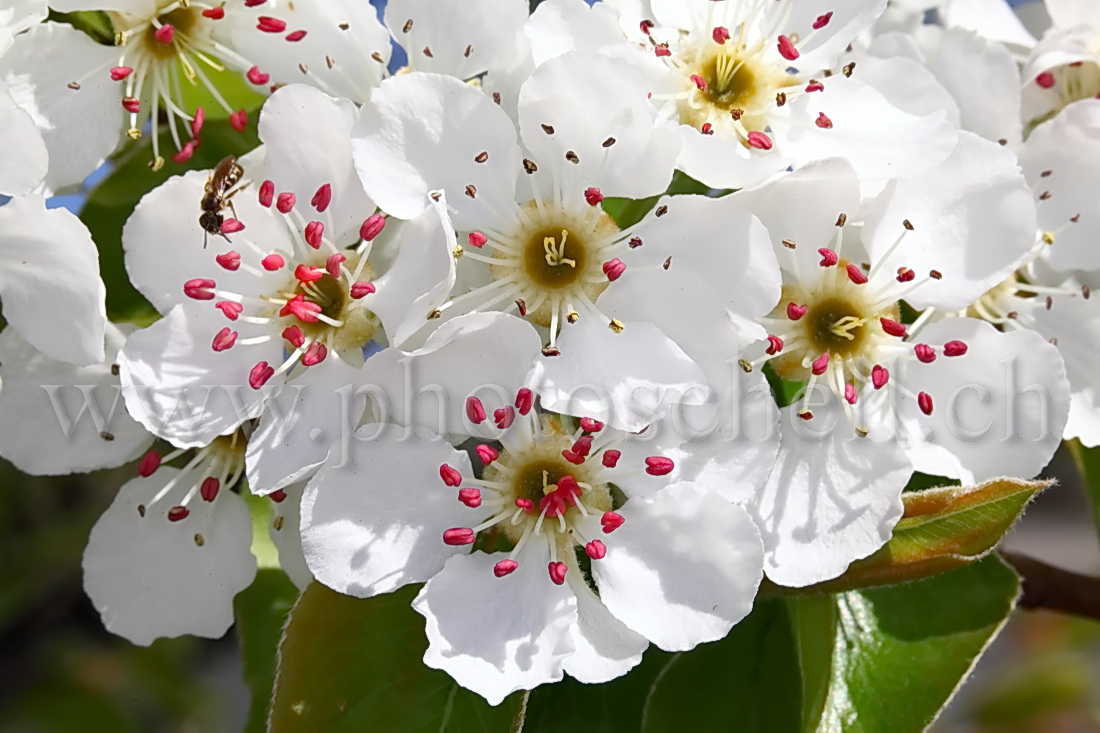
212, 327, 238, 352
805, 80, 824, 93
494, 406, 516, 429
690, 74, 708, 91
249, 361, 275, 389
766, 335, 784, 355
1036, 72, 1055, 88
230, 109, 248, 132
846, 263, 868, 284
184, 278, 216, 300
443, 528, 475, 546
276, 192, 296, 213
190, 106, 205, 137
645, 456, 674, 476
548, 561, 568, 585
572, 435, 594, 458
171, 140, 198, 164
302, 342, 328, 366
787, 302, 807, 320
440, 464, 463, 487
799, 411, 814, 420
601, 449, 621, 468
747, 131, 773, 149
247, 65, 270, 85
585, 187, 604, 206
818, 248, 838, 267
245, 0, 266, 6
813, 11, 833, 29
914, 344, 936, 363
220, 218, 244, 234
154, 24, 175, 44
360, 213, 386, 241
458, 488, 482, 508
167, 506, 190, 522
304, 220, 325, 249
580, 417, 604, 433
202, 6, 226, 18
845, 383, 858, 405
258, 180, 275, 208
880, 318, 907, 337
121, 97, 140, 113
515, 388, 534, 415
257, 16, 287, 32
110, 66, 133, 81
640, 19, 654, 35
294, 264, 324, 282
215, 250, 241, 271
350, 281, 376, 299
468, 231, 488, 248
200, 477, 220, 502
216, 301, 243, 320
701, 122, 714, 135
326, 253, 346, 278
540, 491, 567, 517
918, 391, 934, 415
270, 489, 287, 503
713, 26, 730, 44
601, 511, 625, 533
944, 340, 968, 357
585, 540, 607, 560
556, 475, 582, 503
811, 352, 830, 375
285, 29, 307, 42
138, 449, 161, 477
815, 112, 833, 129
494, 559, 519, 577
515, 497, 535, 513
655, 44, 671, 57
602, 258, 626, 281
777, 34, 799, 60
561, 449, 585, 465
261, 253, 285, 271
896, 267, 915, 282
466, 396, 487, 424
281, 325, 305, 348
311, 183, 332, 212
872, 365, 889, 389
476, 444, 499, 465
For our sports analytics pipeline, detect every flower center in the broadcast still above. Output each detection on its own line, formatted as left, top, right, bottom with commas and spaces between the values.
139, 7, 203, 59
1029, 61, 1100, 131
521, 227, 586, 289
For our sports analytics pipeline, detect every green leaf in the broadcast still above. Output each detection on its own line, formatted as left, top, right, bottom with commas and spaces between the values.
1067, 440, 1100, 542
814, 556, 1020, 732
767, 478, 1048, 595
235, 570, 299, 733
270, 582, 523, 733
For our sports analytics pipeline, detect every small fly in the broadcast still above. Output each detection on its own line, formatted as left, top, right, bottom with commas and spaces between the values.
199, 155, 247, 248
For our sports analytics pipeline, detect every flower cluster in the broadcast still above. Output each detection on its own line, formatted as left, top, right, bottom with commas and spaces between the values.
2, 0, 1098, 706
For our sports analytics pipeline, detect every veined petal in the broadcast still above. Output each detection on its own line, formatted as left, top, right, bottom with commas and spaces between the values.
562, 574, 647, 684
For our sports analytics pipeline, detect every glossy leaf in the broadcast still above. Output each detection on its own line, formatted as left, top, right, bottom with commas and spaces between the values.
270, 582, 523, 733
235, 569, 299, 733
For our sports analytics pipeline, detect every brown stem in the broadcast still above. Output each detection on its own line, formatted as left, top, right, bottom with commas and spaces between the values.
1000, 551, 1100, 622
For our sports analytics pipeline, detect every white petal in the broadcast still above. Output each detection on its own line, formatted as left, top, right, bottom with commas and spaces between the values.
353, 72, 520, 225
846, 53, 962, 130
0, 80, 45, 195
940, 0, 1037, 48
784, 76, 957, 184
300, 425, 475, 597
863, 131, 1037, 311
593, 483, 763, 650
82, 471, 257, 646
531, 319, 708, 433
245, 354, 364, 495
0, 0, 47, 38
119, 305, 282, 447
0, 22, 122, 192
753, 402, 910, 587
1019, 99, 1100, 272
675, 123, 791, 191
0, 195, 106, 365
413, 544, 578, 706
258, 84, 373, 240
1044, 0, 1100, 28
386, 0, 529, 78
49, 0, 152, 13
562, 574, 647, 684
782, 0, 889, 72
525, 0, 635, 66
518, 52, 680, 200
269, 483, 312, 590
0, 323, 152, 475
899, 318, 1069, 484
369, 195, 456, 348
